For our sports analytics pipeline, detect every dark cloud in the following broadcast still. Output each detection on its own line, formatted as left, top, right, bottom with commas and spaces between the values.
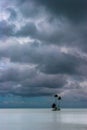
0, 0, 87, 106
16, 22, 37, 37
18, 1, 41, 18
21, 74, 67, 89
13, 74, 67, 96
0, 20, 15, 38
0, 66, 36, 82
13, 0, 87, 21
0, 42, 42, 63
33, 0, 87, 22
14, 17, 87, 53
7, 8, 17, 21
0, 62, 67, 96
0, 42, 87, 76
0, 81, 17, 95
38, 53, 86, 75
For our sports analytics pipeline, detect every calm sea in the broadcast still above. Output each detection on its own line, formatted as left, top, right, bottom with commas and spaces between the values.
0, 109, 87, 130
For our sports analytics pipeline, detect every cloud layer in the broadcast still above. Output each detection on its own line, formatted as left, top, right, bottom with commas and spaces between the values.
0, 0, 87, 107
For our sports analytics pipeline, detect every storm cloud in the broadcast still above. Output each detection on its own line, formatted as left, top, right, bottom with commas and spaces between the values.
0, 0, 87, 107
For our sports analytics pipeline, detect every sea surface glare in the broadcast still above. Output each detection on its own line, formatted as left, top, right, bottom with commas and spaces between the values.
0, 109, 87, 130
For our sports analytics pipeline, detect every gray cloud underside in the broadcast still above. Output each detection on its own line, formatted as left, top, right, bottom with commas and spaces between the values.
15, 0, 87, 22
34, 0, 87, 20
0, 65, 67, 96
0, 0, 87, 100
0, 42, 87, 97
0, 43, 87, 75
0, 20, 15, 38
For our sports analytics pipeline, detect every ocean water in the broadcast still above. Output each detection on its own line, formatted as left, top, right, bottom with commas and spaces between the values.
0, 109, 87, 130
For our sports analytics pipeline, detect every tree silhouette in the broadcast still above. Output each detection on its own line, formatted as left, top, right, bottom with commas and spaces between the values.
58, 96, 61, 109
52, 94, 62, 110
54, 94, 58, 106
54, 94, 58, 97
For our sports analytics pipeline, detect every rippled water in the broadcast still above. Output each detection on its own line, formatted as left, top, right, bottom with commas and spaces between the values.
0, 109, 87, 130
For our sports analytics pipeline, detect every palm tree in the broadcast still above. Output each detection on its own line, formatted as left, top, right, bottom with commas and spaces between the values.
54, 94, 58, 98
58, 96, 61, 109
54, 94, 58, 106
52, 94, 62, 110
52, 103, 57, 111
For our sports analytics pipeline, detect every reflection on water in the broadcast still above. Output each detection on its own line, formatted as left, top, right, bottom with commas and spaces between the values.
0, 109, 87, 130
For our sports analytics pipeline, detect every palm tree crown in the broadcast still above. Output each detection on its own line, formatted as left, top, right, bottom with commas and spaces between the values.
54, 94, 58, 97
58, 96, 61, 100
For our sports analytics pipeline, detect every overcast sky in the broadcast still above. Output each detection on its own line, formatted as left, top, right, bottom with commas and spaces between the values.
0, 0, 87, 107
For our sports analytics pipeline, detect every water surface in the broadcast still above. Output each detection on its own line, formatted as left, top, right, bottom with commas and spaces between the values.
0, 109, 87, 130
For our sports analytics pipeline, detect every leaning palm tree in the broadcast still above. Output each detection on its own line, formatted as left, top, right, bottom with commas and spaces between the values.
52, 103, 57, 111
52, 94, 62, 110
54, 94, 58, 106
58, 96, 61, 110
